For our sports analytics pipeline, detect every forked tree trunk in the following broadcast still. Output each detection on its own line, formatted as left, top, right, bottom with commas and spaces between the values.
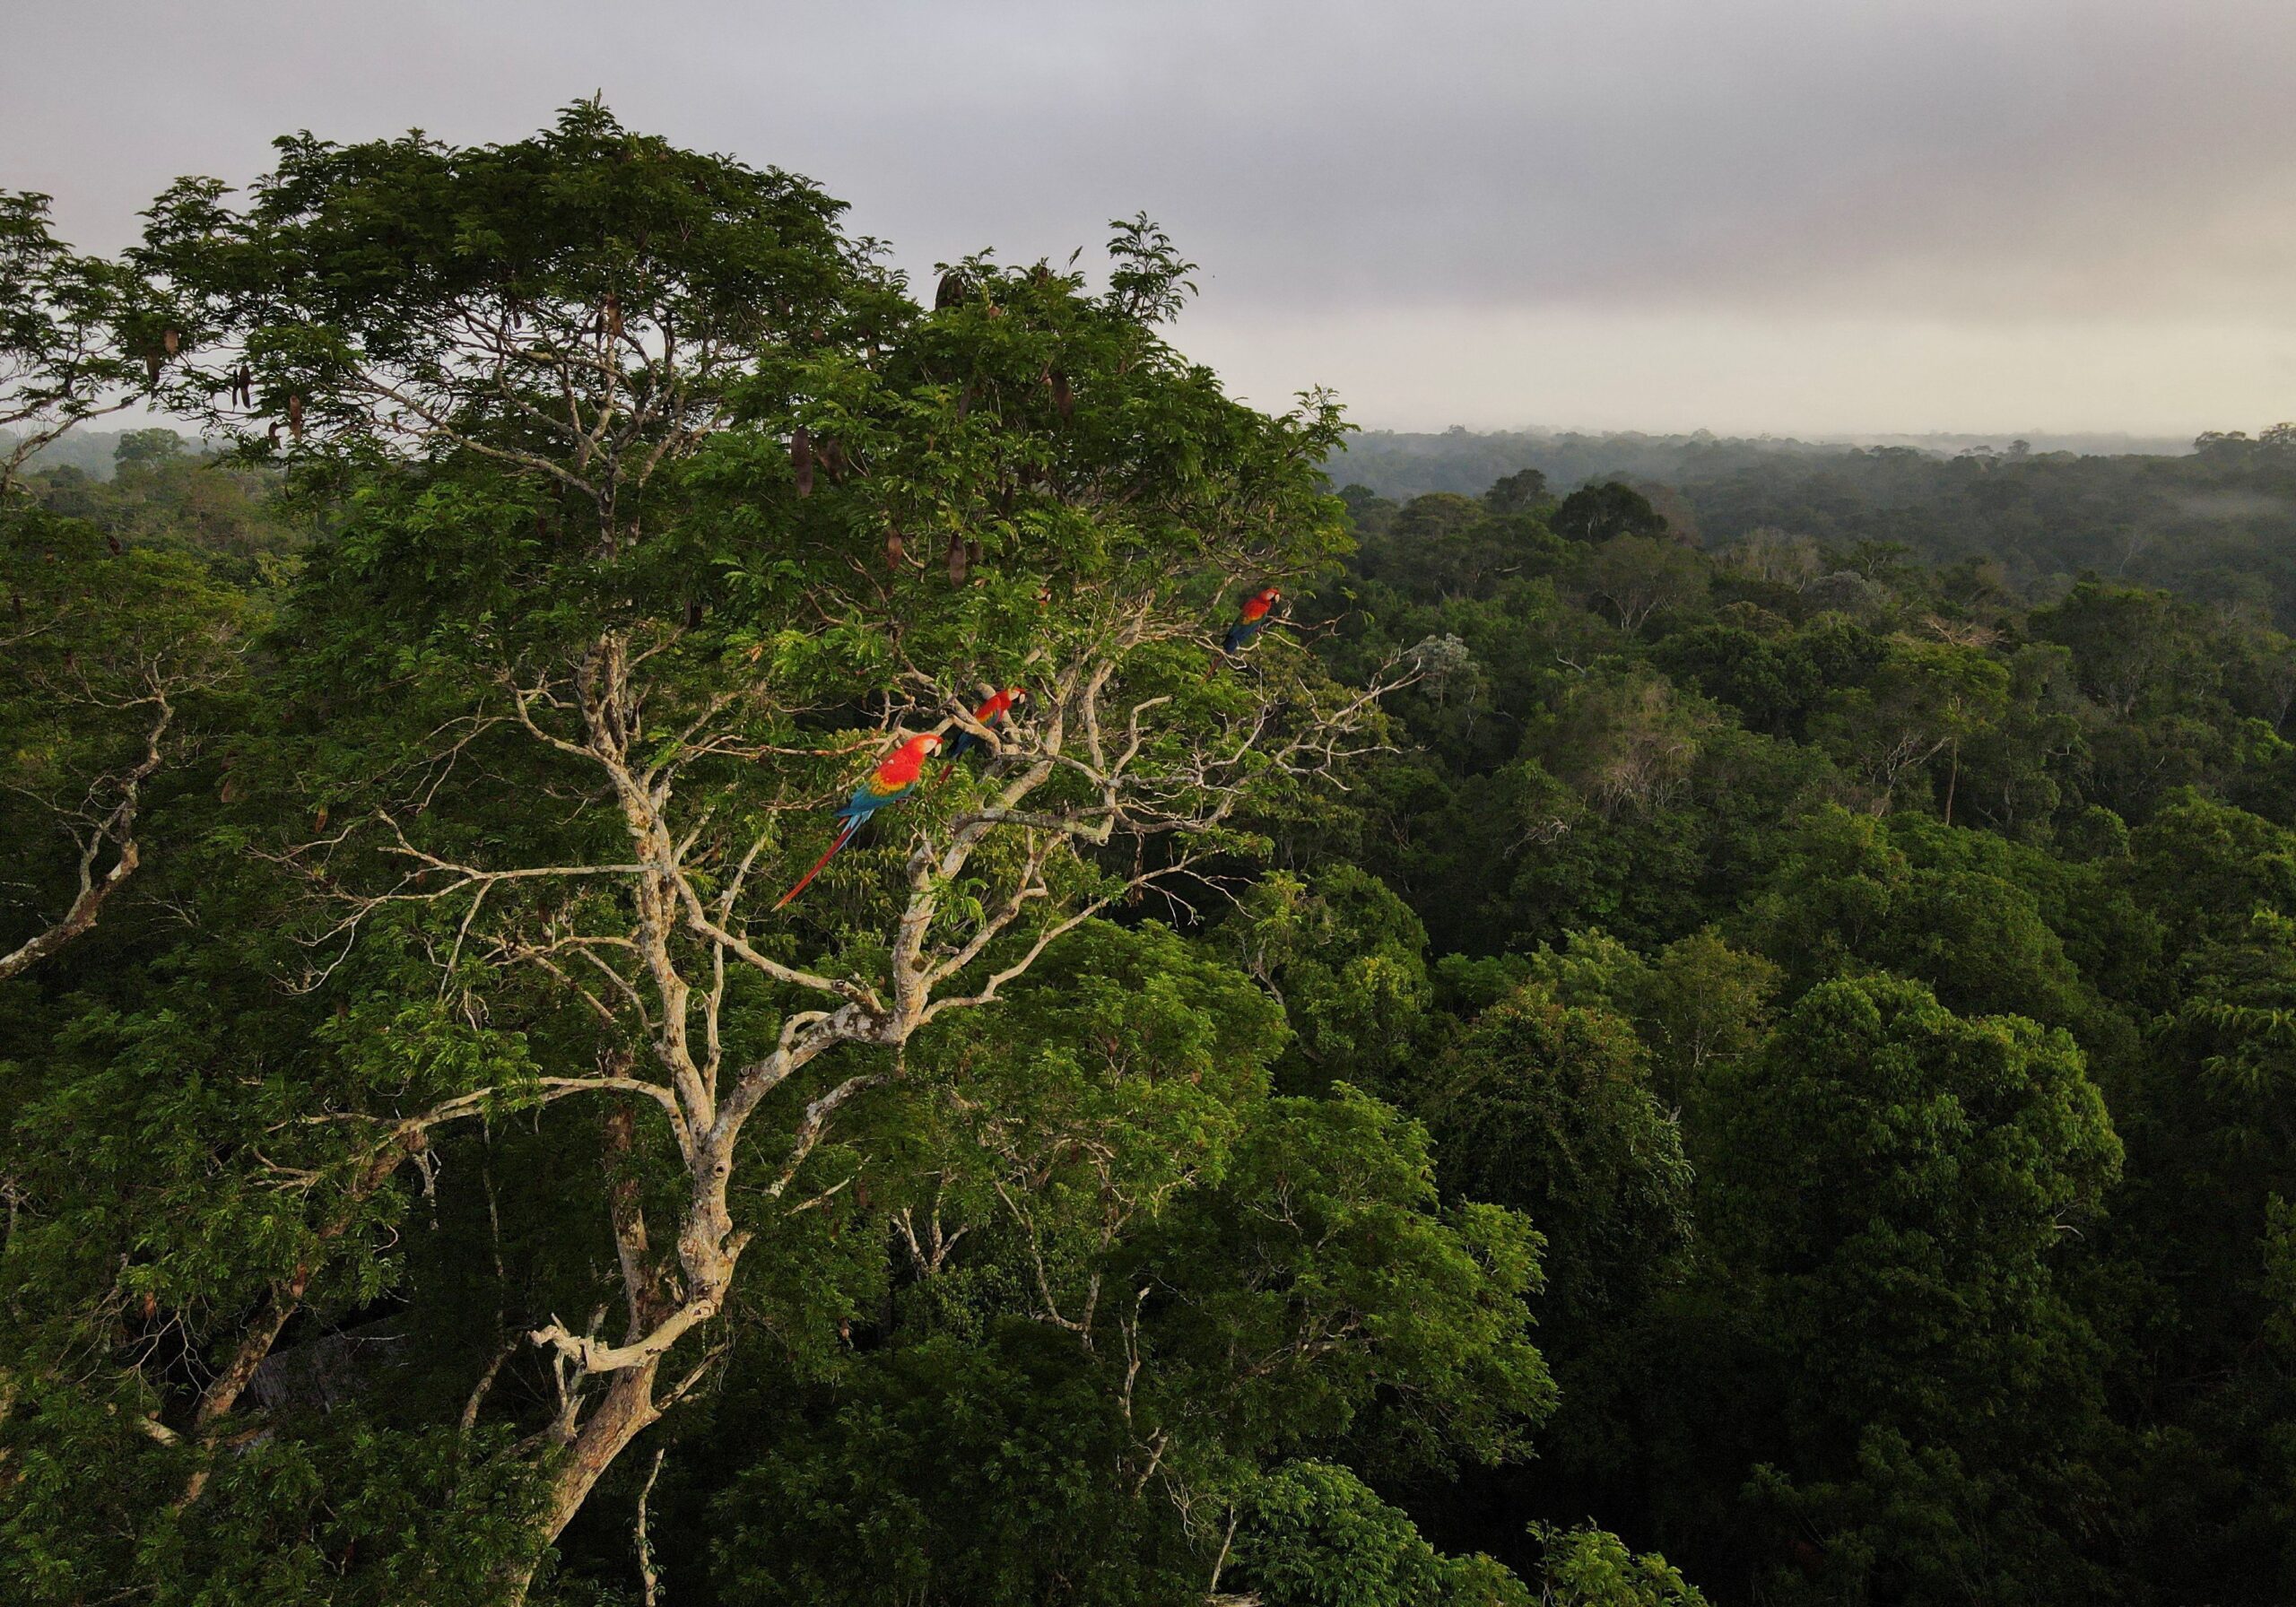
503, 1360, 662, 1605
544, 1361, 663, 1542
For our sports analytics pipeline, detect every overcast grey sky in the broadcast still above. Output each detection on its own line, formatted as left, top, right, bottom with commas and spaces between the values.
5, 0, 2292, 437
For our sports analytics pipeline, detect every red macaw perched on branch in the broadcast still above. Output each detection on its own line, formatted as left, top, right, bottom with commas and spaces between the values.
1223, 586, 1282, 653
943, 686, 1030, 766
775, 733, 942, 909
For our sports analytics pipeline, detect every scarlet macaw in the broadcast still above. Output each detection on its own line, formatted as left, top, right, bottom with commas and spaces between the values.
944, 686, 1030, 766
1223, 586, 1282, 653
775, 733, 943, 909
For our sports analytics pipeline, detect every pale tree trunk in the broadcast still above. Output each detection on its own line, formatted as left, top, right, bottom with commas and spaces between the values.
540, 1361, 663, 1554
320, 622, 1416, 1603
494, 1361, 663, 1607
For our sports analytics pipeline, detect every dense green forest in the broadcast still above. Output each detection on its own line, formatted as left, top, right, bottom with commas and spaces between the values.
1325, 429, 2198, 500
9, 109, 2296, 1607
1332, 428, 2296, 630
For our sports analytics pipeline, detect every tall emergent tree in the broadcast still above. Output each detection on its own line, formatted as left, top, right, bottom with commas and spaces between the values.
68, 104, 1418, 1590
1693, 976, 2121, 1603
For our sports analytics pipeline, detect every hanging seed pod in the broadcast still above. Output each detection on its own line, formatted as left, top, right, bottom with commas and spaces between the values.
791, 425, 814, 497
946, 533, 968, 586
935, 271, 968, 310
233, 364, 252, 408
1050, 369, 1073, 421
143, 352, 161, 385
966, 537, 984, 579
885, 526, 907, 569
818, 435, 849, 483
161, 327, 180, 358
287, 394, 305, 439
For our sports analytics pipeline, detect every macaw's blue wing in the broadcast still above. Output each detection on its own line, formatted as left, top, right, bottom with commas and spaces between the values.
1224, 619, 1265, 653
844, 772, 917, 818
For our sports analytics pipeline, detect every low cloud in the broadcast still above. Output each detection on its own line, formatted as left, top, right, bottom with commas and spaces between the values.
5, 0, 2291, 434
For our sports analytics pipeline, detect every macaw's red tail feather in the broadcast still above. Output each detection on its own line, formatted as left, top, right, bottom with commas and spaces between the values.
775, 818, 859, 910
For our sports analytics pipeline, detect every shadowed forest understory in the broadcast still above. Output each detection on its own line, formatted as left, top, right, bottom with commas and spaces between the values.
10, 109, 2296, 1607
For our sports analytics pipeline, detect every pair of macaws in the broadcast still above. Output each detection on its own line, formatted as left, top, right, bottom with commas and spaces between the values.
779, 586, 1279, 908
774, 686, 1028, 908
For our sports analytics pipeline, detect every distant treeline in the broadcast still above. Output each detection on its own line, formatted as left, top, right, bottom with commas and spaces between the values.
1330, 426, 2296, 629
1324, 427, 2196, 502
0, 426, 150, 478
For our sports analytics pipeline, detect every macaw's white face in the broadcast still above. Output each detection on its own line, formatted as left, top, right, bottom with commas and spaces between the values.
922, 734, 943, 752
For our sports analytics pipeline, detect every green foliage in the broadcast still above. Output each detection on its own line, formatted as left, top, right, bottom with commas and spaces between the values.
0, 503, 255, 977
1699, 975, 2120, 1603
711, 1330, 1201, 1607
0, 1390, 546, 1607
1134, 1086, 1555, 1474
1526, 1523, 1709, 1607
1217, 865, 1434, 1090
1572, 534, 1707, 635
1552, 482, 1667, 546
1233, 1462, 1530, 1607
703, 971, 1551, 1603
1416, 977, 1691, 1339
